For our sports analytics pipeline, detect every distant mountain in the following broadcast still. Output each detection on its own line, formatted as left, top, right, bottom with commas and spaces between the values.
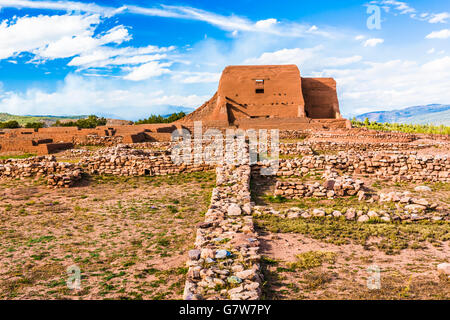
354, 104, 450, 125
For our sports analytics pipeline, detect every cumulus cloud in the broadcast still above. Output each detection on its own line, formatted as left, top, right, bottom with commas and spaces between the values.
363, 38, 384, 47
0, 14, 102, 60
426, 29, 450, 39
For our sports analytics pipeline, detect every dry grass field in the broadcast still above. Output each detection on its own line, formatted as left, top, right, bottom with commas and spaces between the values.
0, 171, 215, 299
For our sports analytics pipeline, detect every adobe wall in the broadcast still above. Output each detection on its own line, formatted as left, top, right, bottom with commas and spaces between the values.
218, 65, 305, 122
302, 78, 341, 119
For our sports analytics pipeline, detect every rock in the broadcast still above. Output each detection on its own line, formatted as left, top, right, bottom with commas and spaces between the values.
357, 215, 369, 222
437, 263, 450, 276
301, 212, 312, 219
201, 248, 214, 259
231, 265, 245, 273
412, 198, 429, 207
227, 203, 242, 216
399, 196, 411, 203
358, 190, 366, 201
242, 203, 252, 215
312, 209, 325, 217
244, 282, 260, 291
405, 204, 427, 212
332, 210, 342, 217
367, 210, 379, 218
188, 249, 201, 261
287, 212, 300, 219
227, 276, 243, 284
215, 250, 232, 259
345, 209, 356, 220
236, 269, 255, 280
228, 285, 244, 295
326, 190, 335, 198
415, 185, 432, 192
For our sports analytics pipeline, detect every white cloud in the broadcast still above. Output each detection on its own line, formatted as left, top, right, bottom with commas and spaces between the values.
243, 46, 323, 65
0, 0, 124, 17
427, 48, 435, 54
426, 29, 450, 39
428, 12, 450, 24
363, 38, 384, 47
378, 1, 415, 15
324, 56, 363, 66
319, 57, 450, 114
0, 14, 102, 60
355, 35, 365, 41
123, 61, 172, 81
172, 72, 221, 84
0, 0, 333, 38
0, 74, 208, 119
68, 45, 175, 69
254, 18, 278, 30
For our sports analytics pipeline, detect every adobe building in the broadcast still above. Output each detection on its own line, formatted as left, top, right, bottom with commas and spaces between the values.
0, 65, 348, 155
178, 64, 347, 129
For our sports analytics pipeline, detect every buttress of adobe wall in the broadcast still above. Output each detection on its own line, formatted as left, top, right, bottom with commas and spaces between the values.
302, 78, 341, 119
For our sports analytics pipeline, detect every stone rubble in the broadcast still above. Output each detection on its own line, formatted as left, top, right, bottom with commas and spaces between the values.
274, 171, 364, 199
253, 204, 448, 222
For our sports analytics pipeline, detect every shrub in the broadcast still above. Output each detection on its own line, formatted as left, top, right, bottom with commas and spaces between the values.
54, 115, 107, 129
134, 112, 186, 124
25, 122, 45, 129
0, 120, 20, 129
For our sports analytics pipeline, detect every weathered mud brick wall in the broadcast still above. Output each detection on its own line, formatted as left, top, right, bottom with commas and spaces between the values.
183, 146, 262, 300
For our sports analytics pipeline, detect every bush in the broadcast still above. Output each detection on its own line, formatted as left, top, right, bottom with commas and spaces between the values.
25, 122, 45, 129
134, 112, 186, 124
54, 115, 107, 129
351, 119, 450, 135
0, 120, 20, 129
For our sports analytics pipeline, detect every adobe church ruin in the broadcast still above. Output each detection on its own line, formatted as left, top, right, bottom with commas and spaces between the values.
178, 65, 347, 129
0, 65, 348, 155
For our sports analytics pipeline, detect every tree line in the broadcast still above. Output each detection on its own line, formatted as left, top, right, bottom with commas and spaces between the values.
0, 112, 187, 129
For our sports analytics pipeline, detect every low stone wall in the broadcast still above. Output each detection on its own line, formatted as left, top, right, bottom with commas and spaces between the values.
275, 174, 364, 199
279, 141, 440, 155
256, 151, 450, 182
0, 156, 82, 187
183, 147, 262, 300
79, 145, 212, 176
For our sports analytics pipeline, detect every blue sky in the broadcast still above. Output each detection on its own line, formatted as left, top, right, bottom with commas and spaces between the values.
0, 0, 449, 120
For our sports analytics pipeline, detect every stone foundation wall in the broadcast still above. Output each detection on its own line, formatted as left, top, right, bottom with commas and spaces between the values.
256, 151, 449, 182
183, 147, 263, 300
0, 156, 82, 187
275, 175, 364, 199
78, 145, 212, 176
279, 141, 441, 155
